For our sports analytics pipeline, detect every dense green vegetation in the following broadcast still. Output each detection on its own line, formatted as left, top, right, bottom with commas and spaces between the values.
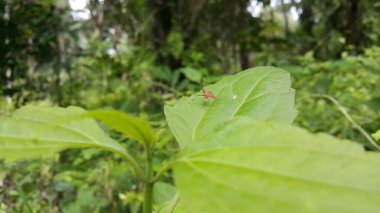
1, 0, 380, 212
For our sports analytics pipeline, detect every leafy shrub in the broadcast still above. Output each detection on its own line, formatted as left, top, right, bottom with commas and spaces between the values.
1, 67, 380, 212
282, 48, 380, 145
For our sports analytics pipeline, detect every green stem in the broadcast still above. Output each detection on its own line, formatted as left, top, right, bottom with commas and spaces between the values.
152, 162, 172, 182
143, 147, 154, 213
151, 81, 180, 97
301, 94, 380, 151
143, 181, 153, 213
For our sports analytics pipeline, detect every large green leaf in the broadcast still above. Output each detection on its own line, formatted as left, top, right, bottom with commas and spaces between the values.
0, 106, 128, 161
173, 118, 380, 213
164, 66, 296, 148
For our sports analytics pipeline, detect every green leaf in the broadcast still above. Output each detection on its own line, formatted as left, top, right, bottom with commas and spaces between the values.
180, 67, 202, 83
0, 106, 128, 162
373, 130, 380, 141
153, 182, 176, 206
165, 66, 297, 148
80, 110, 157, 147
173, 118, 380, 213
158, 195, 191, 213
153, 182, 191, 213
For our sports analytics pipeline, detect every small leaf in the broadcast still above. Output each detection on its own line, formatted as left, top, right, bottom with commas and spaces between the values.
180, 67, 202, 83
173, 118, 380, 213
164, 98, 204, 149
0, 106, 128, 162
153, 182, 190, 213
165, 66, 297, 148
153, 182, 176, 206
80, 110, 157, 147
373, 130, 380, 141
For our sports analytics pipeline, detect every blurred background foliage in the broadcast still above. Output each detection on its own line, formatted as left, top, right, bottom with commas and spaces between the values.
0, 0, 380, 212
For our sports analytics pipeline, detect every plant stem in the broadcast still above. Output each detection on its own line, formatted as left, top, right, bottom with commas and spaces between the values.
152, 162, 172, 182
304, 94, 380, 150
143, 147, 154, 213
151, 81, 180, 97
143, 180, 153, 213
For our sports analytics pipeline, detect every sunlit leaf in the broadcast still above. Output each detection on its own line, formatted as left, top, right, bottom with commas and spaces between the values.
153, 182, 176, 206
165, 66, 297, 148
173, 118, 380, 213
181, 67, 202, 83
0, 105, 129, 161
80, 110, 157, 147
373, 130, 380, 141
153, 182, 191, 213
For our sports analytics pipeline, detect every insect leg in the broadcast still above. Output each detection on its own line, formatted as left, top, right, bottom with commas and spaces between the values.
191, 94, 204, 102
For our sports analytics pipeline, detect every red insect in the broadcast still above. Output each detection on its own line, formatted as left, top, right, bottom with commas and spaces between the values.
201, 88, 217, 99
192, 88, 217, 102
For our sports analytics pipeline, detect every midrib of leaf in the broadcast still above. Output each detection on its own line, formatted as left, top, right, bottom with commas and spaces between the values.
0, 132, 122, 154
0, 106, 146, 177
3, 113, 129, 155
129, 121, 151, 145
0, 133, 89, 144
230, 70, 275, 117
191, 70, 275, 142
189, 102, 209, 143
16, 115, 102, 145
181, 158, 379, 193
18, 107, 102, 142
136, 126, 149, 144
0, 131, 130, 158
83, 110, 154, 145
169, 109, 194, 131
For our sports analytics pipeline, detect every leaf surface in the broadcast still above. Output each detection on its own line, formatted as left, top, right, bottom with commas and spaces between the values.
153, 182, 176, 206
164, 66, 296, 148
181, 67, 202, 83
0, 105, 128, 161
80, 110, 157, 147
173, 118, 380, 213
153, 182, 191, 213
372, 129, 380, 141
